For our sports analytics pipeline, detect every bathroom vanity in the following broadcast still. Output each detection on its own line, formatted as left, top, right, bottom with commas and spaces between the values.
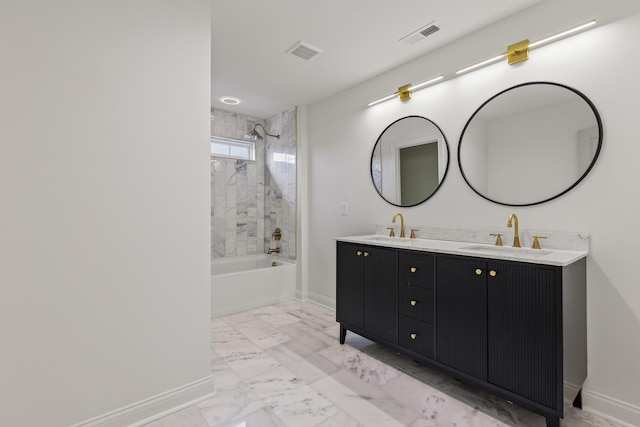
336, 235, 587, 427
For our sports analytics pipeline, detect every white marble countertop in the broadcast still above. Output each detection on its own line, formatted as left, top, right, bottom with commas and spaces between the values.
337, 234, 588, 266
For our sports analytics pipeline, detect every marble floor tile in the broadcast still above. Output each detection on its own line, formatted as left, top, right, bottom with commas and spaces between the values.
311, 375, 407, 427
265, 341, 341, 384
327, 369, 420, 425
248, 305, 300, 327
214, 338, 281, 380
319, 343, 402, 386
215, 407, 286, 427
197, 383, 264, 427
147, 300, 626, 427
316, 410, 363, 427
233, 319, 292, 349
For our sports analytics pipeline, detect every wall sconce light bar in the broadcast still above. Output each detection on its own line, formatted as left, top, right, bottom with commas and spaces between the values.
455, 54, 506, 75
368, 19, 596, 107
528, 19, 596, 49
368, 75, 444, 106
456, 19, 596, 75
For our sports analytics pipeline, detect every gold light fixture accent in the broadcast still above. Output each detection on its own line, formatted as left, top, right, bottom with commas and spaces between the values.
397, 84, 412, 102
457, 19, 596, 75
368, 19, 596, 107
507, 39, 530, 65
243, 123, 280, 140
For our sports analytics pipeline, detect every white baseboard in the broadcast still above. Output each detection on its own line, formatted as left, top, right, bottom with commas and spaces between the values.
70, 376, 215, 427
582, 388, 640, 427
307, 291, 335, 310
295, 288, 308, 301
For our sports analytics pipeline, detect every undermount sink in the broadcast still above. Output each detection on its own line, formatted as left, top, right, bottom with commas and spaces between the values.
367, 236, 414, 245
462, 245, 552, 257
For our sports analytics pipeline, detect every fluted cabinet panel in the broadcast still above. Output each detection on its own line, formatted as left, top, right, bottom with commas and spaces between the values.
436, 256, 488, 380
487, 263, 560, 409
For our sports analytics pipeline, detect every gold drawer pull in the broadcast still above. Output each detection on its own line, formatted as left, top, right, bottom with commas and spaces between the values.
490, 270, 497, 277
475, 268, 483, 275
410, 333, 417, 340
410, 300, 417, 306
364, 252, 369, 257
356, 251, 362, 256
410, 267, 417, 273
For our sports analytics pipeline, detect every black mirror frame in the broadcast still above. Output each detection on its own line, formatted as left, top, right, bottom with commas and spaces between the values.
457, 81, 603, 207
371, 115, 450, 208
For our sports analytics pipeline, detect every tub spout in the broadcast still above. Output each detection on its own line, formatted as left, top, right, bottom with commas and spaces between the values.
268, 248, 281, 254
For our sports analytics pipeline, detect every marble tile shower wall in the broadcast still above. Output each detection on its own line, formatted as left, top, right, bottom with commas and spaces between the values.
211, 108, 296, 260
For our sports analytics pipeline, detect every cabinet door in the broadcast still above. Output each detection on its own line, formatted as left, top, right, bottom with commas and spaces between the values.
436, 256, 487, 380
487, 261, 559, 409
363, 246, 397, 342
336, 242, 364, 329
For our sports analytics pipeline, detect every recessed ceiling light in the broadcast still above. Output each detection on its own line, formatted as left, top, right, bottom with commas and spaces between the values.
219, 96, 241, 105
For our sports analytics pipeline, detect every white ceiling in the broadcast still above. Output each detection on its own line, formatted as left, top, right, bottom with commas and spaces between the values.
211, 0, 543, 119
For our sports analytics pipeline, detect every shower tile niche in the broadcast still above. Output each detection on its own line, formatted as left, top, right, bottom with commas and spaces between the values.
211, 107, 296, 260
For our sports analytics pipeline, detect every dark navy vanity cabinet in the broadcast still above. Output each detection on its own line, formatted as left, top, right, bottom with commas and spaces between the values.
336, 241, 587, 427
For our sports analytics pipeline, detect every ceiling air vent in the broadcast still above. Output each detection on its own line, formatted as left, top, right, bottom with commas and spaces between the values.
400, 21, 441, 45
286, 41, 323, 60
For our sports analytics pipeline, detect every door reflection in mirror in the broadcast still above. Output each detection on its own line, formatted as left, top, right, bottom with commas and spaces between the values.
371, 116, 450, 207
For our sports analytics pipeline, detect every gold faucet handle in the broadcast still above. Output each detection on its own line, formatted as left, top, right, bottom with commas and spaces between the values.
490, 233, 503, 246
532, 235, 548, 249
410, 229, 418, 239
387, 227, 395, 237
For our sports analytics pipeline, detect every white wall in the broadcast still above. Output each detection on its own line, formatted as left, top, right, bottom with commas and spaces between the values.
0, 1, 212, 426
306, 0, 640, 424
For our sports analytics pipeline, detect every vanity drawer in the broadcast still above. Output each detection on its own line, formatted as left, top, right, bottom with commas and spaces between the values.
398, 284, 434, 322
399, 251, 434, 288
399, 315, 434, 358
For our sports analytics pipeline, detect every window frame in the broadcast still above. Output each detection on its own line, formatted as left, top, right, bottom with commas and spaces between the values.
210, 135, 256, 161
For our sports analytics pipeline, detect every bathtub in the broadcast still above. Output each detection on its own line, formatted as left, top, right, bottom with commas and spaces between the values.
211, 254, 296, 318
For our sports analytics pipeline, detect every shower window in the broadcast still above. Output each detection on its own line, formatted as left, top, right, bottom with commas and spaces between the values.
210, 135, 255, 161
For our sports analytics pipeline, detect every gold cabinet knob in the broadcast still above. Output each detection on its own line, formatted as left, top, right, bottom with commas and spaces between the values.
410, 333, 417, 340
410, 267, 417, 273
364, 252, 369, 257
475, 268, 483, 275
356, 251, 362, 256
410, 300, 417, 306
489, 270, 497, 277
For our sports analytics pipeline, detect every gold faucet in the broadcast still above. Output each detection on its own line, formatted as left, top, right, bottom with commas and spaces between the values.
392, 212, 405, 238
268, 247, 280, 254
507, 213, 521, 248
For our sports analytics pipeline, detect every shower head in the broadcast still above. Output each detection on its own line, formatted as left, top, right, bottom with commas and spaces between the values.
244, 128, 262, 141
243, 123, 280, 141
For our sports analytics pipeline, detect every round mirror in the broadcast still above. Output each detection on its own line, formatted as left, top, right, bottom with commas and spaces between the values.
458, 82, 602, 206
371, 116, 450, 207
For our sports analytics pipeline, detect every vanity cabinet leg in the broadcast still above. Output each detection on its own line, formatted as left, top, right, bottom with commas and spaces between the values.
545, 416, 560, 427
339, 325, 347, 344
572, 389, 583, 409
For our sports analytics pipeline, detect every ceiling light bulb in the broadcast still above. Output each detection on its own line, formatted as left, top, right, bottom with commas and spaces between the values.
219, 96, 241, 105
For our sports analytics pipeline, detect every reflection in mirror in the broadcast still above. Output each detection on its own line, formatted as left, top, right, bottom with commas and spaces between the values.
371, 116, 449, 207
458, 82, 602, 206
